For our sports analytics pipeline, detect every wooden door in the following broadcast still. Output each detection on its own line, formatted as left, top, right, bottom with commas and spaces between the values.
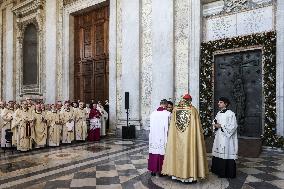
74, 2, 109, 104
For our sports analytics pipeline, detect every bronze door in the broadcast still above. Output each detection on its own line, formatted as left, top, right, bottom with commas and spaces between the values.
214, 50, 262, 137
74, 3, 109, 104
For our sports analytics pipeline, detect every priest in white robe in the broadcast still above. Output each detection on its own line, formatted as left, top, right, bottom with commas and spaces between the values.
211, 97, 238, 178
1, 101, 14, 147
97, 103, 108, 137
148, 99, 171, 176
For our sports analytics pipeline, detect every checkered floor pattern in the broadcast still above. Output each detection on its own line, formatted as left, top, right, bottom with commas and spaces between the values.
2, 138, 284, 189
35, 150, 149, 189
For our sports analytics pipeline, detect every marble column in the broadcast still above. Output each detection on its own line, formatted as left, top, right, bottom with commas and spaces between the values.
151, 0, 174, 111
45, 0, 57, 103
188, 0, 202, 109
120, 0, 141, 127
276, 0, 284, 136
5, 3, 14, 101
109, 0, 117, 130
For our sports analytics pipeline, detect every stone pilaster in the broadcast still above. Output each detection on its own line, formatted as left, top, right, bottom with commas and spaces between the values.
45, 0, 57, 103
174, 0, 190, 101
109, 0, 117, 131
5, 3, 14, 101
141, 0, 152, 129
116, 0, 123, 126
56, 0, 63, 101
276, 0, 284, 136
189, 0, 202, 108
151, 0, 174, 111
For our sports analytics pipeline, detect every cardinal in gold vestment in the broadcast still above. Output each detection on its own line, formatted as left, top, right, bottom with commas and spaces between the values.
162, 94, 208, 182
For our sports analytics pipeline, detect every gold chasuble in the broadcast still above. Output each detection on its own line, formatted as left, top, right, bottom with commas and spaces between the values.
45, 111, 61, 146
162, 105, 209, 181
13, 109, 34, 151
33, 111, 47, 148
60, 109, 75, 143
74, 108, 88, 141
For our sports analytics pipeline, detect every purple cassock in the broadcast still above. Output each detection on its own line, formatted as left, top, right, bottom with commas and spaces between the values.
148, 107, 171, 174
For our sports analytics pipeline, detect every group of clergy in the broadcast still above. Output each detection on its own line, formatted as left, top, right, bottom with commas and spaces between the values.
0, 98, 109, 152
148, 94, 238, 183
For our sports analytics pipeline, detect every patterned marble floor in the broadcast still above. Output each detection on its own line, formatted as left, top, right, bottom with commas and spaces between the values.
0, 138, 283, 189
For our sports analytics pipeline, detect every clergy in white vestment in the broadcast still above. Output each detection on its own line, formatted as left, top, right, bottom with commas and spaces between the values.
0, 101, 14, 147
0, 101, 5, 144
97, 103, 108, 137
211, 97, 238, 178
148, 99, 171, 176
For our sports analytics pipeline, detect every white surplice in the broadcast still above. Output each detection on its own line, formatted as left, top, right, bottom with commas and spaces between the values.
212, 110, 238, 160
149, 110, 171, 155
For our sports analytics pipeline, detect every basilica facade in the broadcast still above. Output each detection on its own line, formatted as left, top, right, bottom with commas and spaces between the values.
0, 0, 283, 141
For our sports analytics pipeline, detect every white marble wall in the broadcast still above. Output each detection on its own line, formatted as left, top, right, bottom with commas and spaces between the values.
204, 6, 274, 41
276, 0, 284, 137
5, 3, 14, 101
120, 0, 141, 126
45, 0, 57, 103
151, 0, 174, 111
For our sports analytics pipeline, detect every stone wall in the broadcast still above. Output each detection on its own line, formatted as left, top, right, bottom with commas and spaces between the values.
0, 0, 281, 137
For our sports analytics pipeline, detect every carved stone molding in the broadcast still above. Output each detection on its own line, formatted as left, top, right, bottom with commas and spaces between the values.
13, 0, 45, 96
63, 0, 78, 6
223, 0, 252, 12
203, 0, 274, 17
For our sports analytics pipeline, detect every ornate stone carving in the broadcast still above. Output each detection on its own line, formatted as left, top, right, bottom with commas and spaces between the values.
63, 0, 78, 6
204, 5, 274, 41
223, 0, 250, 12
203, 0, 274, 17
12, 0, 45, 96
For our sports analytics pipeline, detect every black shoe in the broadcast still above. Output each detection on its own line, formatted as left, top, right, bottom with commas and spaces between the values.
151, 172, 156, 176
158, 173, 165, 177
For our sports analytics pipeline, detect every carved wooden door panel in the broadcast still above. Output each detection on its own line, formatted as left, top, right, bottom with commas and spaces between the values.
214, 50, 262, 137
74, 3, 109, 104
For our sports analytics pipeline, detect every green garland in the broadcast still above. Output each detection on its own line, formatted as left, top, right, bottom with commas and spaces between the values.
200, 31, 283, 148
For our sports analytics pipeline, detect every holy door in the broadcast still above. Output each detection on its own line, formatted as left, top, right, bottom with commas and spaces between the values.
214, 50, 263, 137
74, 2, 109, 104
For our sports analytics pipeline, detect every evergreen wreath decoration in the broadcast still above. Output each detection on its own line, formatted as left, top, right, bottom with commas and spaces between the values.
200, 31, 283, 147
